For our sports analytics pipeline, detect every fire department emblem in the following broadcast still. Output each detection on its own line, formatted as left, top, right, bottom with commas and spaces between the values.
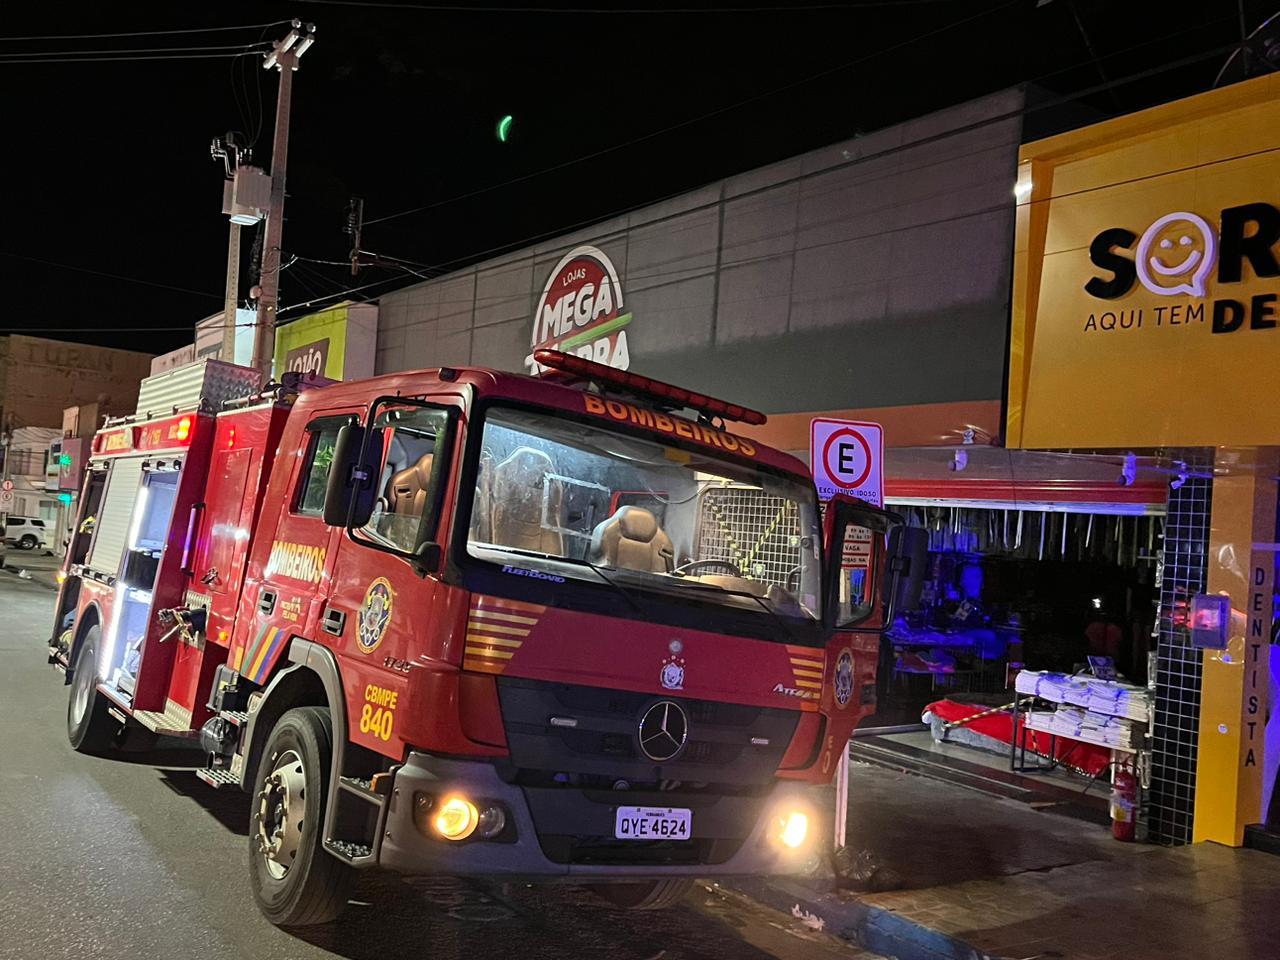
357, 578, 394, 654
660, 653, 685, 691
834, 649, 855, 708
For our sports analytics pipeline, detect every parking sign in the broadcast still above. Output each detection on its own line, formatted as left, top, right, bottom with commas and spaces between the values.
810, 418, 883, 506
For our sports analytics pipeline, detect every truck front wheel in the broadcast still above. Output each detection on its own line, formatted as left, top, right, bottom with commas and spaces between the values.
67, 626, 116, 753
589, 879, 695, 910
248, 706, 355, 926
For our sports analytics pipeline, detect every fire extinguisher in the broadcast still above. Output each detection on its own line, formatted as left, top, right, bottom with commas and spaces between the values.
1111, 767, 1138, 842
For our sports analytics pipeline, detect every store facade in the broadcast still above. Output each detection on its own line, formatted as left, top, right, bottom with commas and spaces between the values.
1010, 73, 1280, 846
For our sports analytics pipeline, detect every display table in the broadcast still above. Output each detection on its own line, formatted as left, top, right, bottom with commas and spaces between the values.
1010, 671, 1152, 782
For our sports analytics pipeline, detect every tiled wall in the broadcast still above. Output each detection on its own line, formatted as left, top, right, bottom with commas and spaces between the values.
1148, 453, 1213, 844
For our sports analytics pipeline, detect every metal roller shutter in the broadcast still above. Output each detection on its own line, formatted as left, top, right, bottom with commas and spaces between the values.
88, 457, 146, 578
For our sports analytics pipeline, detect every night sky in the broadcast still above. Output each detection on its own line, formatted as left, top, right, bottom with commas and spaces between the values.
1, 0, 1272, 354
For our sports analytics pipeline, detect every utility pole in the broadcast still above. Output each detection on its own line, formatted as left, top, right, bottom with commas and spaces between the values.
345, 195, 365, 277
251, 19, 316, 379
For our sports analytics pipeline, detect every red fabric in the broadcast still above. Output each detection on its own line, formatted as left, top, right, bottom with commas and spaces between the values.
925, 699, 1111, 777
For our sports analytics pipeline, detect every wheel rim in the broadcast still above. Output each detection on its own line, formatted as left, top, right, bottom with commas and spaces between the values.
70, 653, 94, 725
256, 749, 307, 881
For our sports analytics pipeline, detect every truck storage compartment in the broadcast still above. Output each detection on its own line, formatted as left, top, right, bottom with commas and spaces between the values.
105, 468, 181, 698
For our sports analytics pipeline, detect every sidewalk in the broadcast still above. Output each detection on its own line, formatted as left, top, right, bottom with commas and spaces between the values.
741, 761, 1280, 960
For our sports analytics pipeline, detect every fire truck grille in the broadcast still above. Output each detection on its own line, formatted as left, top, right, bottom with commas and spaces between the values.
494, 677, 798, 790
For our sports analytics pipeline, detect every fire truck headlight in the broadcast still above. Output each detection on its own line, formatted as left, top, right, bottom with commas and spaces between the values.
433, 796, 479, 841
765, 804, 812, 852
779, 811, 809, 849
413, 792, 511, 842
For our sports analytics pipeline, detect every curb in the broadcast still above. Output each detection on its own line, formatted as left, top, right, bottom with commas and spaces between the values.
728, 876, 997, 960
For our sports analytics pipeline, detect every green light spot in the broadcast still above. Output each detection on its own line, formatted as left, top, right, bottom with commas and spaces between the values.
58, 454, 71, 466
497, 114, 513, 143
58, 492, 72, 504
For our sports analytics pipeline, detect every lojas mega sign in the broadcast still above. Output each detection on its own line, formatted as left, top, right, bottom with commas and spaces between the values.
526, 245, 632, 374
1084, 203, 1279, 334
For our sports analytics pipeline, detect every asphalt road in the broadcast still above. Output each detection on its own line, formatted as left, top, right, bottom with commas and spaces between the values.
0, 573, 879, 960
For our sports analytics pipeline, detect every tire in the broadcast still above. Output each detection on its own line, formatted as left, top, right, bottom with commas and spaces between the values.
248, 706, 355, 926
589, 878, 695, 910
19, 535, 36, 550
67, 626, 117, 753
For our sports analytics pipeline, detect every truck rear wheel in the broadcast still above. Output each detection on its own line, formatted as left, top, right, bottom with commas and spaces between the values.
589, 878, 695, 910
248, 706, 354, 926
67, 626, 116, 754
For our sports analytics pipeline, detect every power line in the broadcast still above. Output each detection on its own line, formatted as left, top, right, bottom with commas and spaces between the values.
292, 0, 967, 12
0, 42, 270, 58
0, 21, 291, 42
0, 251, 222, 300
366, 0, 1021, 225
0, 51, 265, 65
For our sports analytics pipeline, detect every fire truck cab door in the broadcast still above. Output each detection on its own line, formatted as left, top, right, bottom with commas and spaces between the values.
238, 411, 354, 686
818, 496, 904, 764
323, 395, 463, 759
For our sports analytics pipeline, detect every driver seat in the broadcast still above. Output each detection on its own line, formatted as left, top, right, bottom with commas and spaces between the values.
387, 452, 435, 516
588, 507, 674, 574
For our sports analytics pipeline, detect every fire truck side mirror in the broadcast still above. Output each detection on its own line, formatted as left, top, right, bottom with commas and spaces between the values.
323, 422, 381, 529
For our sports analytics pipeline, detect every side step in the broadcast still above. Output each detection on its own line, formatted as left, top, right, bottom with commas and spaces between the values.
134, 699, 198, 738
323, 775, 392, 867
324, 839, 374, 862
196, 768, 239, 789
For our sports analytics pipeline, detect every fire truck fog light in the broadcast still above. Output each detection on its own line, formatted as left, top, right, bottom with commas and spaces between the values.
434, 796, 479, 841
477, 804, 507, 839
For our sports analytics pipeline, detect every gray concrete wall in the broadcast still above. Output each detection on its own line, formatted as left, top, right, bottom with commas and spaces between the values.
375, 88, 1024, 414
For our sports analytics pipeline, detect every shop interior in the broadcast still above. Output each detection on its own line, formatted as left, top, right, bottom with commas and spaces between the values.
860, 448, 1167, 813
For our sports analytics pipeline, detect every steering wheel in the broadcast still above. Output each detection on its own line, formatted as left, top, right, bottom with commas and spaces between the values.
675, 558, 743, 577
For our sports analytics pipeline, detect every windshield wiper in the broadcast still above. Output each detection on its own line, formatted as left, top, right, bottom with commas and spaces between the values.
484, 545, 646, 616
668, 575, 804, 646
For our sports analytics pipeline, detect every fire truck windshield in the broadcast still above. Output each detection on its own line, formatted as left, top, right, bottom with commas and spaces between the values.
466, 405, 822, 626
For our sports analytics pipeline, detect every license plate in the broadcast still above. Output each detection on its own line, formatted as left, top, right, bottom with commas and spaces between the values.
614, 806, 692, 841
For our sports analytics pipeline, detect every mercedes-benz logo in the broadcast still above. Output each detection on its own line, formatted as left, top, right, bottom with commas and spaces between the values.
637, 700, 688, 763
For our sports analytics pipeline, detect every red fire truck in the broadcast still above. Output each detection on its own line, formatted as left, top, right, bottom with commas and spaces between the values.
48, 350, 901, 926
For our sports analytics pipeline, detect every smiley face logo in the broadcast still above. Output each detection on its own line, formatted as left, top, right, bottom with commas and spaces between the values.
1135, 211, 1216, 297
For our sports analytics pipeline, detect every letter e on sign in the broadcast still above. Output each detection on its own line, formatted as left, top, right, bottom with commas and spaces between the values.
810, 418, 883, 506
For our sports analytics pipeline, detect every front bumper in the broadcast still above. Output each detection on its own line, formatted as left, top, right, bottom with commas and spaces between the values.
377, 751, 819, 879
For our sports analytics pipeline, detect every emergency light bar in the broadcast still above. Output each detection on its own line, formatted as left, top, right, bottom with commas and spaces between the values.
533, 349, 767, 426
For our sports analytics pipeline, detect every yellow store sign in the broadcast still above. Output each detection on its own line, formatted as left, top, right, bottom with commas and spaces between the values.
1008, 74, 1280, 449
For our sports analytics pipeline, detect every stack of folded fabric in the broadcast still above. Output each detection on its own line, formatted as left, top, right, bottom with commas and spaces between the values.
1079, 679, 1150, 722
1015, 670, 1151, 724
1024, 704, 1143, 750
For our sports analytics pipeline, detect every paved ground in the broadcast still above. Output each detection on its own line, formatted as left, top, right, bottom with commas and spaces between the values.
834, 761, 1280, 959
0, 573, 880, 960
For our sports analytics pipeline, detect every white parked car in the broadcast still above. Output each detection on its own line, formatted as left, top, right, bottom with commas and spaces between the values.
6, 516, 51, 551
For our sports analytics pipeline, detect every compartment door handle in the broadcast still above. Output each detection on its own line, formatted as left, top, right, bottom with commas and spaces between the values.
258, 590, 277, 615
322, 607, 346, 637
